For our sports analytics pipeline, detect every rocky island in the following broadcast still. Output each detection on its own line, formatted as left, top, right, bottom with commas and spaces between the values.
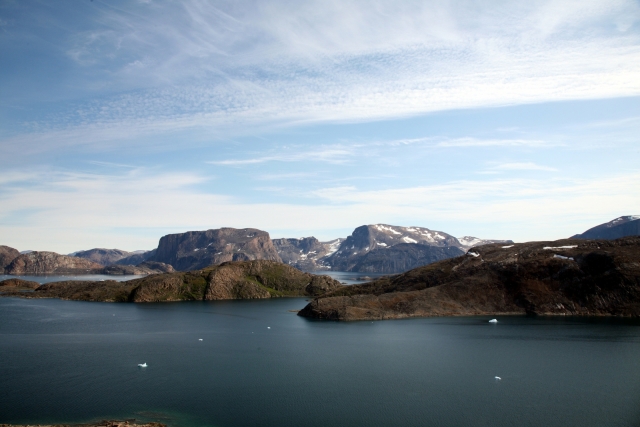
0, 260, 342, 302
298, 237, 640, 320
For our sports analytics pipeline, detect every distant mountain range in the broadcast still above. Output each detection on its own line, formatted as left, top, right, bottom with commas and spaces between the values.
2, 216, 637, 276
572, 216, 640, 240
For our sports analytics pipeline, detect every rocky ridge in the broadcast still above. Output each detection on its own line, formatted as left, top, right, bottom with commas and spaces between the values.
72, 248, 132, 266
572, 215, 640, 240
1, 260, 342, 302
5, 251, 104, 275
298, 237, 640, 321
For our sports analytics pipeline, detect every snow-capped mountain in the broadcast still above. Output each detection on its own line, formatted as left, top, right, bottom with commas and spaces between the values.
272, 237, 345, 271
572, 215, 640, 240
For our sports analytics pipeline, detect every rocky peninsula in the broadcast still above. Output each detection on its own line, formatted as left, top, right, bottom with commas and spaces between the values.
298, 237, 640, 321
0, 260, 342, 302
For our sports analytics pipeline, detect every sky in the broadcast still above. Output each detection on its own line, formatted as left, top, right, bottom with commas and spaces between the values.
1, 0, 640, 253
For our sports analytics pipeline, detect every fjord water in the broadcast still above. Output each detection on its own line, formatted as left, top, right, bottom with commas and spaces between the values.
1, 298, 639, 427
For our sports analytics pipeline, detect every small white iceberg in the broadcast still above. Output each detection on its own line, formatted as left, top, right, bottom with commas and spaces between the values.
267, 327, 271, 329
488, 319, 498, 323
198, 338, 203, 341
138, 363, 147, 368
495, 376, 501, 380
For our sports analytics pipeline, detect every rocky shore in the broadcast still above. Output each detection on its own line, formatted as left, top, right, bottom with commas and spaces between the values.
298, 237, 640, 321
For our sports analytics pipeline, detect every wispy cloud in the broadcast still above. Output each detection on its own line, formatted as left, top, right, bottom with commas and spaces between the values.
3, 0, 640, 152
490, 162, 558, 172
208, 146, 354, 166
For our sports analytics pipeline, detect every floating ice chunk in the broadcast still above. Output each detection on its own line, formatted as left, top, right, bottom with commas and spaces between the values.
267, 327, 271, 329
138, 363, 148, 368
495, 376, 501, 380
488, 319, 498, 323
199, 339, 203, 341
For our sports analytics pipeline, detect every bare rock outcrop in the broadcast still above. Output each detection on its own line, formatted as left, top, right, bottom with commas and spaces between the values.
150, 228, 282, 271
5, 251, 103, 275
100, 261, 175, 275
299, 237, 640, 321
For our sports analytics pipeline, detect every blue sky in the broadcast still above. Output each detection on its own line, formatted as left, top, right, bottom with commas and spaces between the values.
1, 0, 639, 253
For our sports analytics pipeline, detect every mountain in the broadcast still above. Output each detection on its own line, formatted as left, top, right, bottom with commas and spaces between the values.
572, 215, 640, 240
72, 248, 132, 266
324, 224, 464, 273
5, 251, 104, 275
272, 237, 342, 271
1, 260, 343, 302
298, 236, 640, 321
149, 228, 282, 271
115, 249, 156, 266
0, 245, 20, 272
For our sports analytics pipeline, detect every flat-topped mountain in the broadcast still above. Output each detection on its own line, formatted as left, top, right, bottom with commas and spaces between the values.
572, 215, 640, 240
272, 237, 341, 271
1, 260, 342, 302
72, 248, 132, 266
150, 228, 282, 271
299, 237, 640, 321
5, 251, 104, 275
0, 245, 20, 271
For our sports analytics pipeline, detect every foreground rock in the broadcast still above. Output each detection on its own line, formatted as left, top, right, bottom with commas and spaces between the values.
5, 251, 104, 275
1, 260, 342, 302
572, 215, 640, 240
298, 237, 640, 321
150, 228, 282, 271
0, 245, 20, 271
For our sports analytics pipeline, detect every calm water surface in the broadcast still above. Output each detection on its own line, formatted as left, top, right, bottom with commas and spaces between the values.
1, 297, 639, 427
0, 274, 144, 284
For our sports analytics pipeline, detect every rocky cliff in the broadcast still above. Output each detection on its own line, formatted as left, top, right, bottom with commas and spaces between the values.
2, 260, 342, 302
572, 215, 640, 240
72, 248, 132, 265
0, 245, 20, 272
150, 228, 282, 271
5, 251, 104, 275
299, 237, 640, 321
100, 261, 175, 275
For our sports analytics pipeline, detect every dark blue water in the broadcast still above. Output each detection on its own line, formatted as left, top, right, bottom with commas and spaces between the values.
1, 297, 639, 427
